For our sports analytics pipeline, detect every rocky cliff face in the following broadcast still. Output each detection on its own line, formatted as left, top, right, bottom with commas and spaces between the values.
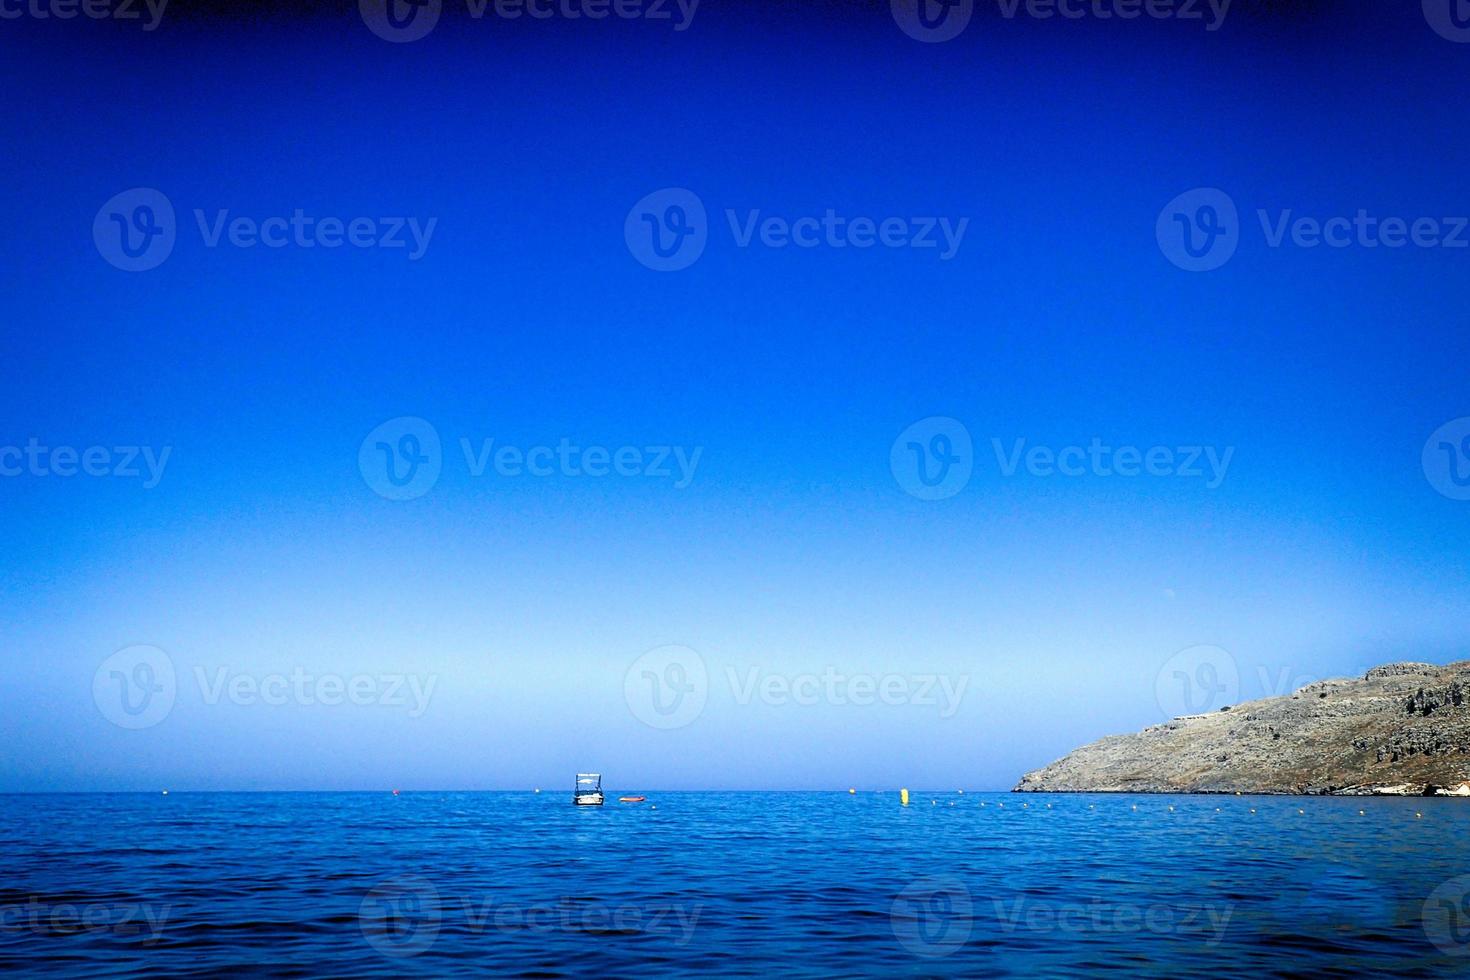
1014, 661, 1470, 796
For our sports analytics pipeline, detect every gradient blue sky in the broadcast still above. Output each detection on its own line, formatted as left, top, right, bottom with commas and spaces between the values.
3, 2, 1469, 791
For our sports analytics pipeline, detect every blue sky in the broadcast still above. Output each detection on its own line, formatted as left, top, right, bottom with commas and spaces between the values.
3, 2, 1470, 790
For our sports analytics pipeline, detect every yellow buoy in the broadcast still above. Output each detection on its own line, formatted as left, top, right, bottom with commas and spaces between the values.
849, 788, 856, 794
1416, 812, 1423, 819
900, 788, 910, 806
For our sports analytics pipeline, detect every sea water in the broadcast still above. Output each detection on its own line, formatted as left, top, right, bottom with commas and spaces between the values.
2, 791, 1466, 976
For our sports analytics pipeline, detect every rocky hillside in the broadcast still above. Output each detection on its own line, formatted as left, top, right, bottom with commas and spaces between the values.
1014, 661, 1470, 796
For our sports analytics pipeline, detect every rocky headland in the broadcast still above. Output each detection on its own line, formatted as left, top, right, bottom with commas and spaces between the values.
1015, 661, 1470, 796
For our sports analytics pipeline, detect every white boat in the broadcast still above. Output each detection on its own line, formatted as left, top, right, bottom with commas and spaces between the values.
574, 773, 604, 806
